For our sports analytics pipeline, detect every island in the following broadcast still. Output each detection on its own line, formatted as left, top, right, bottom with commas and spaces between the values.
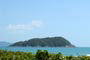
10, 37, 75, 47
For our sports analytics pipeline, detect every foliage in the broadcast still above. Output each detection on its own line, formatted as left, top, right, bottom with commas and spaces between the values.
0, 50, 90, 60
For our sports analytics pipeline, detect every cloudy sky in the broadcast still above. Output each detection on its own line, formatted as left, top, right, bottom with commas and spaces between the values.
0, 0, 90, 47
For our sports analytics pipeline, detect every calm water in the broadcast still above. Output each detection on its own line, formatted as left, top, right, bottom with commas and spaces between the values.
0, 47, 90, 56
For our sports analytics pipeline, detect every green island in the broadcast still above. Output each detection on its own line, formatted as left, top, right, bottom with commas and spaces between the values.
10, 37, 75, 47
0, 50, 90, 60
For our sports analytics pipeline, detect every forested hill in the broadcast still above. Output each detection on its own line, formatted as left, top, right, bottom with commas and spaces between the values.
10, 37, 75, 47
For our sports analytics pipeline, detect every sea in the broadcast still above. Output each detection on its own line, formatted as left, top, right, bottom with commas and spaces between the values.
0, 46, 90, 56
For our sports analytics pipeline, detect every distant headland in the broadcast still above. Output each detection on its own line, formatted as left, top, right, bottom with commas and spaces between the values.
10, 37, 75, 47
0, 41, 11, 47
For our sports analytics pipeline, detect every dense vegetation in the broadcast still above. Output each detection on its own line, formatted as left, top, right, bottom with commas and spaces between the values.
0, 50, 90, 60
11, 37, 75, 47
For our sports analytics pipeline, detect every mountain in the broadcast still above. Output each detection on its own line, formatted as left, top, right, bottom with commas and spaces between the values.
10, 37, 75, 47
0, 41, 11, 46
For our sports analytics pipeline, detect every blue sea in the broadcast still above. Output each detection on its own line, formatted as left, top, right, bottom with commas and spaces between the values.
0, 47, 90, 56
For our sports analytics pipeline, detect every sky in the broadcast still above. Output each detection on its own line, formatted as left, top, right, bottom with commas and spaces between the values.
0, 0, 90, 47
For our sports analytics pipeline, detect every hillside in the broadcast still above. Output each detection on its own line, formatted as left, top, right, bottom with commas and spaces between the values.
10, 37, 75, 47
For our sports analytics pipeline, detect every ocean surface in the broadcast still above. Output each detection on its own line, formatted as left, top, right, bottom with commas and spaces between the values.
0, 47, 90, 56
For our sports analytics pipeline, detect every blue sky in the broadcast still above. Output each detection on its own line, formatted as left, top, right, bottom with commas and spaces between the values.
0, 0, 90, 47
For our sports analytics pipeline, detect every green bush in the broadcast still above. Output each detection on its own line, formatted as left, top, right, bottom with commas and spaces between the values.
0, 50, 90, 60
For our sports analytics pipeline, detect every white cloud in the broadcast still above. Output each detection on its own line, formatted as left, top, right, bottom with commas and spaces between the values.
7, 20, 43, 31
8, 24, 32, 31
31, 20, 43, 27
